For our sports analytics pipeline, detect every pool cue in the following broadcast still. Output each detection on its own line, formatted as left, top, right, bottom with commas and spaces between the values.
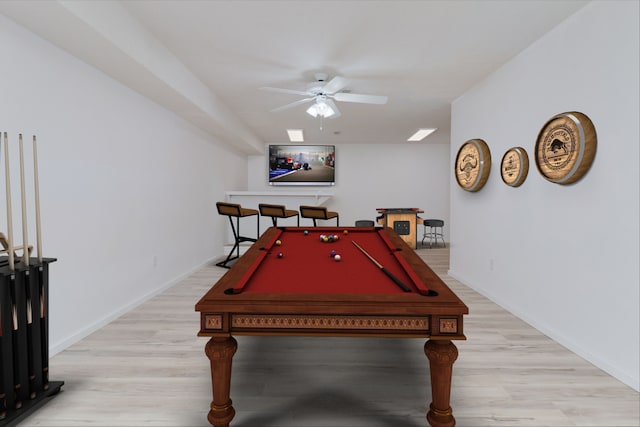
18, 135, 28, 268
3, 133, 23, 409
33, 136, 41, 264
0, 307, 5, 420
0, 141, 4, 418
19, 135, 37, 399
4, 133, 14, 273
33, 135, 48, 390
351, 240, 411, 292
0, 136, 5, 418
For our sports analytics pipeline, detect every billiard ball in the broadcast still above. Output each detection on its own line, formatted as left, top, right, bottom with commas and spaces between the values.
277, 252, 283, 258
323, 236, 329, 242
275, 240, 282, 246
330, 250, 337, 257
334, 254, 341, 261
304, 230, 309, 235
343, 230, 349, 235
333, 234, 339, 241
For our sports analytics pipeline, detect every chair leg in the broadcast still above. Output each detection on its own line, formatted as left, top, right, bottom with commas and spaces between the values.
429, 226, 434, 248
216, 215, 258, 269
216, 216, 241, 268
429, 227, 434, 249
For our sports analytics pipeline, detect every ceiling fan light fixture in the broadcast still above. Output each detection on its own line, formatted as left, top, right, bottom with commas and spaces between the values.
408, 128, 437, 142
306, 100, 335, 118
286, 129, 304, 142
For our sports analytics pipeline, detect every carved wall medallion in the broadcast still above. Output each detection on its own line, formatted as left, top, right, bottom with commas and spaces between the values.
455, 139, 491, 192
501, 147, 529, 187
534, 111, 597, 184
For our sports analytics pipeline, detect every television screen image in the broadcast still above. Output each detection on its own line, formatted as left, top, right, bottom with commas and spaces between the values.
268, 145, 335, 186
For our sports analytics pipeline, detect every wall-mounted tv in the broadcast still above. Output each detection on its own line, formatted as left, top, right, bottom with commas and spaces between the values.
268, 145, 335, 186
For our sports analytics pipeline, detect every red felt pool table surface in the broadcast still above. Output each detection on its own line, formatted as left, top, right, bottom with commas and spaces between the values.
231, 226, 430, 295
197, 226, 467, 320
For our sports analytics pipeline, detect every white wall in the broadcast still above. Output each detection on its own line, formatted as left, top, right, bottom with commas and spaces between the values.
450, 1, 639, 391
247, 136, 451, 230
0, 15, 248, 354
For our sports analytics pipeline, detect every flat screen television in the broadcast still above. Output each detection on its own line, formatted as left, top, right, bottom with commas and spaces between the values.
268, 145, 335, 186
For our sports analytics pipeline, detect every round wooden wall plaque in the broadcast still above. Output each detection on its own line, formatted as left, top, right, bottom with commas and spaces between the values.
455, 139, 491, 192
501, 147, 529, 187
534, 111, 596, 185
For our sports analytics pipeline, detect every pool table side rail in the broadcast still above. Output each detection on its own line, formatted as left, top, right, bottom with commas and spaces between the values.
199, 311, 465, 340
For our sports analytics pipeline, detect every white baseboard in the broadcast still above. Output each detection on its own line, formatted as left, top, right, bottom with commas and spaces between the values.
448, 269, 640, 392
49, 256, 217, 356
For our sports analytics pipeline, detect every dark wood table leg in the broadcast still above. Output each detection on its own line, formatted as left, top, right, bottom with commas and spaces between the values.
424, 339, 459, 427
205, 336, 237, 427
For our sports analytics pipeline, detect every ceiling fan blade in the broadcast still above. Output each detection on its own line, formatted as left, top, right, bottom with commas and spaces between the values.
260, 86, 310, 96
325, 99, 341, 119
334, 92, 388, 104
270, 97, 315, 113
321, 76, 349, 95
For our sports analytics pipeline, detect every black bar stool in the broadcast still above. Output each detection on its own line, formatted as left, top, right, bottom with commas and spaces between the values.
258, 204, 299, 227
299, 205, 339, 227
216, 202, 259, 268
421, 219, 446, 248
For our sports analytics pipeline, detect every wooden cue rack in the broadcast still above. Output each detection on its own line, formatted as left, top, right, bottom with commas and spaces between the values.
0, 257, 63, 426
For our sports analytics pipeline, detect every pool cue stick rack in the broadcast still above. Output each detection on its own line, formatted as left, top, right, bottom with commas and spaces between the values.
0, 133, 62, 426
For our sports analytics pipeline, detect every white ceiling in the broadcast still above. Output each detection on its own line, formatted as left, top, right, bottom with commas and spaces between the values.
1, 0, 588, 154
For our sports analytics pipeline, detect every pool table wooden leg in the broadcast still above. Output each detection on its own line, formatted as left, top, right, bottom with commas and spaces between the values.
424, 339, 459, 427
205, 336, 237, 427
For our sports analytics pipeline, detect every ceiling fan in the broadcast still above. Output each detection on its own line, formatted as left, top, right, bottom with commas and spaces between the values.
260, 73, 388, 119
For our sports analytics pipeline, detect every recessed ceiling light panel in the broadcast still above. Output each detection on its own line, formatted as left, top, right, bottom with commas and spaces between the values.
408, 128, 437, 142
287, 129, 304, 142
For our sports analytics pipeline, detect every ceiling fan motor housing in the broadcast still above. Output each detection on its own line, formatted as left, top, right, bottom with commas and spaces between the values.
308, 73, 329, 94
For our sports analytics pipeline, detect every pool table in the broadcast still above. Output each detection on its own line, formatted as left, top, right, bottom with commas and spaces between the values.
196, 226, 468, 427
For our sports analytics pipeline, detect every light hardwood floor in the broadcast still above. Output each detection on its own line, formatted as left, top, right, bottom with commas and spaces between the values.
18, 246, 640, 427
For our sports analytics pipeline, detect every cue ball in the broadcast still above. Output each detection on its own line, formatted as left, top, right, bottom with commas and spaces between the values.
275, 240, 282, 246
334, 254, 341, 261
277, 252, 283, 258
